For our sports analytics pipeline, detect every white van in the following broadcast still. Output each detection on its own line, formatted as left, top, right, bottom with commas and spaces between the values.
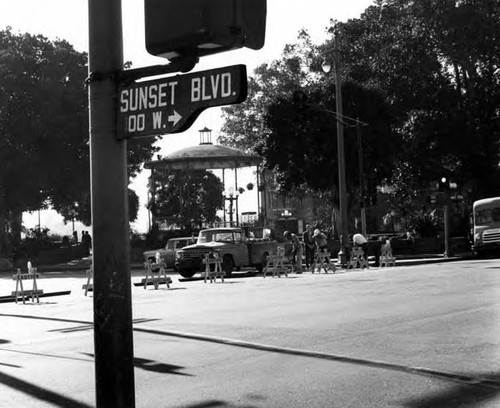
472, 197, 500, 256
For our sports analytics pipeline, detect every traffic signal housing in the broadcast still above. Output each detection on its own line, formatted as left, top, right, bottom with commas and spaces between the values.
145, 0, 267, 61
438, 177, 450, 192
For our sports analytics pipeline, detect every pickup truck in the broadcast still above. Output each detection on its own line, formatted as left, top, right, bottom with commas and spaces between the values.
175, 227, 278, 278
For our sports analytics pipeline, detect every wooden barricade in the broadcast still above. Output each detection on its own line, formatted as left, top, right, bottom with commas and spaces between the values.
380, 242, 396, 267
12, 263, 43, 304
203, 252, 225, 283
263, 247, 289, 278
347, 246, 369, 270
312, 250, 336, 273
142, 256, 171, 289
82, 267, 93, 296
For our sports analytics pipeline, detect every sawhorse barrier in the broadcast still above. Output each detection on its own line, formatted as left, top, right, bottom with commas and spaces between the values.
380, 242, 396, 267
82, 267, 93, 296
347, 247, 369, 270
12, 266, 43, 304
141, 258, 171, 289
203, 252, 225, 283
263, 247, 290, 278
312, 250, 336, 273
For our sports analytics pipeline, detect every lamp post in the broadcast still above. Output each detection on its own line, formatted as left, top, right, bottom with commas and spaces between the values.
441, 177, 450, 258
72, 202, 79, 233
225, 187, 239, 227
322, 34, 349, 265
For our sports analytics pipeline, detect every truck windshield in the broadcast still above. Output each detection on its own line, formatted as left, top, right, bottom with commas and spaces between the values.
198, 231, 239, 243
475, 208, 500, 225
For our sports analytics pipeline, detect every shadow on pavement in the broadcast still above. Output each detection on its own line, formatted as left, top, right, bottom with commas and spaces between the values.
0, 313, 90, 325
133, 356, 192, 376
401, 372, 500, 407
0, 370, 92, 408
81, 353, 192, 376
0, 313, 159, 329
179, 271, 257, 282
0, 362, 21, 368
176, 400, 260, 408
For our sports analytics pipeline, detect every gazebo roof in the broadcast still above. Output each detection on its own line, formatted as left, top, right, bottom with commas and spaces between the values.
144, 143, 261, 171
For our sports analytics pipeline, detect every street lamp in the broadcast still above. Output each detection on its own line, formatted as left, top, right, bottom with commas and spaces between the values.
71, 202, 79, 233
322, 34, 349, 266
224, 187, 239, 227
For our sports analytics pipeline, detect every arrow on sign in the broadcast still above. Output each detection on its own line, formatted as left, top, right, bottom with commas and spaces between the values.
168, 110, 182, 126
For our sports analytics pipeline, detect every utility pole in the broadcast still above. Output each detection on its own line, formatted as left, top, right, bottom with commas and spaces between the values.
334, 34, 348, 265
88, 1, 135, 407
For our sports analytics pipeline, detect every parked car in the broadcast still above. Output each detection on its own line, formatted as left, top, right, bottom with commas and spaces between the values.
143, 236, 196, 270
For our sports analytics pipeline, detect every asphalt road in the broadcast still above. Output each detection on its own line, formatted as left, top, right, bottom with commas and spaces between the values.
0, 259, 499, 407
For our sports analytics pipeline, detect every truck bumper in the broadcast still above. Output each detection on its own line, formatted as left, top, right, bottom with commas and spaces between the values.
473, 242, 500, 253
175, 258, 203, 272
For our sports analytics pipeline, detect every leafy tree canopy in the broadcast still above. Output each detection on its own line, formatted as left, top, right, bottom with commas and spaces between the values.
150, 170, 224, 232
333, 0, 500, 198
0, 28, 158, 253
220, 30, 396, 200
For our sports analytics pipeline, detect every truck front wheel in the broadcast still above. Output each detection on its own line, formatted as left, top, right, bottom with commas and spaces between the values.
222, 255, 234, 277
178, 269, 196, 278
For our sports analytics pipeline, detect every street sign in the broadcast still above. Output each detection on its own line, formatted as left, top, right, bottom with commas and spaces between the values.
117, 64, 247, 139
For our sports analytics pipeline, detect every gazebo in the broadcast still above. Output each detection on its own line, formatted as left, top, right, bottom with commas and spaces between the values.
144, 127, 263, 229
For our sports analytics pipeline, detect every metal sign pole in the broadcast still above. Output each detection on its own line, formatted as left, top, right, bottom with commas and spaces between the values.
88, 0, 135, 406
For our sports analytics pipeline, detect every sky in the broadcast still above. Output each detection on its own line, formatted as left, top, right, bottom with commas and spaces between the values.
1, 0, 375, 236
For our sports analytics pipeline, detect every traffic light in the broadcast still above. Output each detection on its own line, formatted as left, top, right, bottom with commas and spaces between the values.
145, 0, 267, 61
438, 177, 449, 191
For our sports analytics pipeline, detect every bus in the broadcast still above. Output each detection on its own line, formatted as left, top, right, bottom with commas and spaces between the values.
472, 197, 500, 256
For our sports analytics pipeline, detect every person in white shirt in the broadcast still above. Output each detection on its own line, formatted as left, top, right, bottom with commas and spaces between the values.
353, 233, 369, 258
353, 233, 368, 246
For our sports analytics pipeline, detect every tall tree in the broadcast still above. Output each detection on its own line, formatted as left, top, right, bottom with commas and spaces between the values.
149, 169, 224, 232
220, 30, 396, 231
219, 30, 317, 156
334, 0, 500, 199
262, 82, 395, 194
0, 29, 157, 254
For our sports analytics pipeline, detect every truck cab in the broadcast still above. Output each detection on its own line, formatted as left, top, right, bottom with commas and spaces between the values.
175, 227, 277, 278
